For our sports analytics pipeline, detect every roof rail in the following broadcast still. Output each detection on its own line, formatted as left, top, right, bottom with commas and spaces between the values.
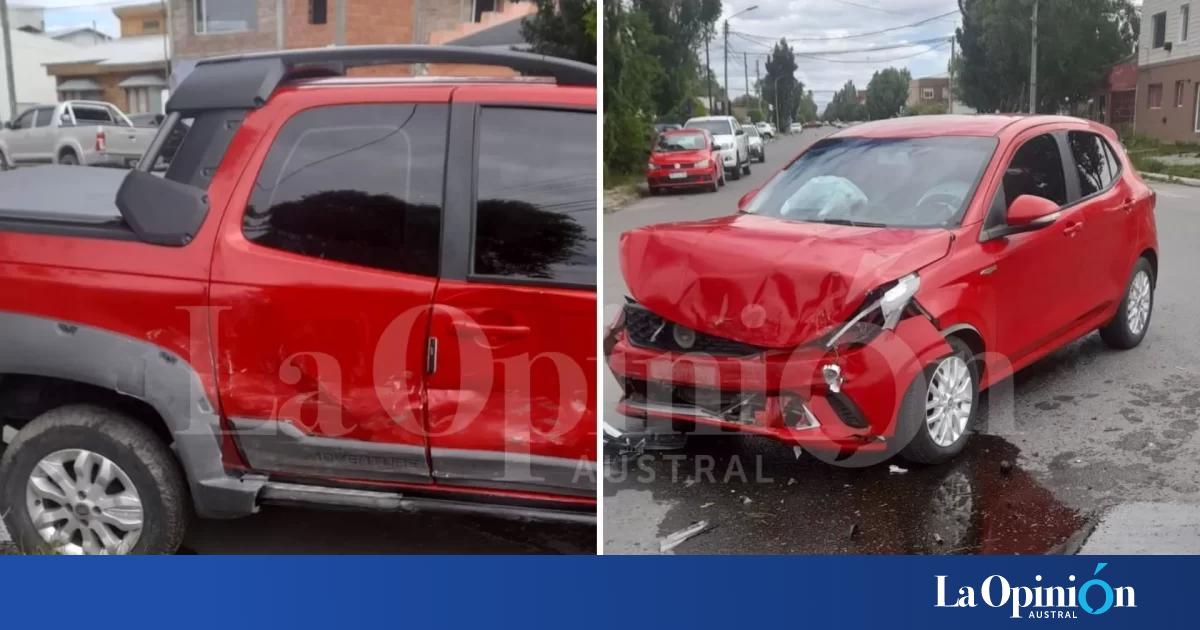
167, 45, 595, 113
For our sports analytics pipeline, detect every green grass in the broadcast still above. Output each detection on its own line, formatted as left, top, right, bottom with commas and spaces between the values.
1120, 133, 1200, 179
604, 170, 643, 191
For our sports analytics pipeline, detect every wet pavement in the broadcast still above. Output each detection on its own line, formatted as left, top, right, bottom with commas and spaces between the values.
602, 129, 1200, 554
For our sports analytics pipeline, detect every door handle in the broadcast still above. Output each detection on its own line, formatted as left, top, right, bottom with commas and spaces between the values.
1063, 221, 1084, 237
460, 322, 530, 349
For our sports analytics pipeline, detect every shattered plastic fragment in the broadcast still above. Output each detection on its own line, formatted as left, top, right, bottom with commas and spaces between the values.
888, 464, 908, 474
659, 520, 712, 553
741, 496, 753, 505
793, 446, 804, 459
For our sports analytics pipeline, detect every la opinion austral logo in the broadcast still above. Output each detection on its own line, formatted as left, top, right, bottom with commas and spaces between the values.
936, 562, 1135, 619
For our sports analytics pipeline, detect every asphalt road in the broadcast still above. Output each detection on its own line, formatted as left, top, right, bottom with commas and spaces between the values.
602, 128, 1200, 554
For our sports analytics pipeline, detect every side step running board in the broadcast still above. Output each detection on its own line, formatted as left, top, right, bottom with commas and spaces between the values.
258, 482, 595, 526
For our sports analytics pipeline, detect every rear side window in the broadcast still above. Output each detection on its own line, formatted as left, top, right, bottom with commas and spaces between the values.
472, 107, 596, 287
1003, 133, 1067, 207
72, 106, 114, 124
1068, 131, 1120, 197
244, 104, 447, 277
34, 108, 53, 127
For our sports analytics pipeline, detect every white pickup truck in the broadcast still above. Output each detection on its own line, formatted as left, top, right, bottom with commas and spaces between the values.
0, 101, 156, 170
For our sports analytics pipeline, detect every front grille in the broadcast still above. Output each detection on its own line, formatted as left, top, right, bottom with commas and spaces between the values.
623, 304, 764, 357
624, 378, 763, 424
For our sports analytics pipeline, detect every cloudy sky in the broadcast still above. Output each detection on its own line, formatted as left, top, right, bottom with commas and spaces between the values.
20, 0, 124, 36
714, 0, 963, 110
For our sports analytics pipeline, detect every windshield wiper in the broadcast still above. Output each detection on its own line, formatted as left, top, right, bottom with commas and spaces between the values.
811, 218, 889, 228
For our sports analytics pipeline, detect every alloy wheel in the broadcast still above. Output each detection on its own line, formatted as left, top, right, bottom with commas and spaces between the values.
1126, 270, 1152, 336
25, 448, 144, 554
926, 356, 973, 447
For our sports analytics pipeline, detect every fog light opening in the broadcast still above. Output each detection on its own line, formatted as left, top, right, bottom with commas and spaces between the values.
781, 396, 821, 430
822, 363, 844, 393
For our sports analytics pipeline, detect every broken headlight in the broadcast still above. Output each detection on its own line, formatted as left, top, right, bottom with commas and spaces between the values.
822, 273, 921, 350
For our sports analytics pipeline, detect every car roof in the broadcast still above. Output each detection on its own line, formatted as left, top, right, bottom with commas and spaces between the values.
829, 114, 1111, 139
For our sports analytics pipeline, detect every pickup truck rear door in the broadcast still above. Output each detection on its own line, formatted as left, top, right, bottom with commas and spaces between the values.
424, 85, 597, 498
4, 109, 37, 163
209, 85, 457, 486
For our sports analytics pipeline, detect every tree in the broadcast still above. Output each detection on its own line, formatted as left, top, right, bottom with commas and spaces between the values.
955, 0, 1136, 114
762, 39, 802, 130
603, 2, 663, 175
633, 0, 723, 121
795, 90, 818, 122
823, 80, 867, 121
521, 0, 597, 64
866, 67, 912, 120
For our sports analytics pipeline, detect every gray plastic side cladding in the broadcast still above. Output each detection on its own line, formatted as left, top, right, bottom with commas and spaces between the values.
0, 311, 262, 518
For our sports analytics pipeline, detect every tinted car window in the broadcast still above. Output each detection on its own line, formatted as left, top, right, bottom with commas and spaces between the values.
11, 110, 33, 130
473, 107, 596, 287
1003, 134, 1067, 207
34, 108, 54, 127
244, 104, 446, 277
72, 106, 113, 123
1068, 131, 1119, 197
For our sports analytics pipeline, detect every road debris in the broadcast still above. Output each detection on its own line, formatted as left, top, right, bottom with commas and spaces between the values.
741, 495, 753, 505
787, 478, 797, 486
700, 502, 715, 509
793, 446, 804, 459
888, 464, 908, 474
848, 523, 861, 540
659, 520, 712, 553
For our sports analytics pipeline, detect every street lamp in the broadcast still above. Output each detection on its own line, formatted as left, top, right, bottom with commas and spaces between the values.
724, 5, 758, 115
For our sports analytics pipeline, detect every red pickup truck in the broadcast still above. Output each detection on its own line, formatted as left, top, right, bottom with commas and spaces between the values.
0, 47, 597, 554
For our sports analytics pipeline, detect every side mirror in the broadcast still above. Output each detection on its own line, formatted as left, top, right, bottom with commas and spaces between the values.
116, 170, 210, 246
736, 128, 746, 136
737, 188, 760, 213
989, 194, 1059, 239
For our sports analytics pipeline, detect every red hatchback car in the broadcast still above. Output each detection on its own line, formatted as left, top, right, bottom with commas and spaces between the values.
608, 115, 1157, 465
646, 128, 723, 194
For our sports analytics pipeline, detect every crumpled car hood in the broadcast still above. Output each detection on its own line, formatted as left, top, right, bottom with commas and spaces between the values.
620, 214, 954, 348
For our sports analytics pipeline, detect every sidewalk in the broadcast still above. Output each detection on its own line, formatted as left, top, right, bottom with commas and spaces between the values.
1078, 502, 1200, 554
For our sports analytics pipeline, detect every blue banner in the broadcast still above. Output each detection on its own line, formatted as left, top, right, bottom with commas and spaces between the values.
0, 555, 1192, 628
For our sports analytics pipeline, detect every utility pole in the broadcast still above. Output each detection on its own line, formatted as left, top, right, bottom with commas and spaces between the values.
723, 20, 730, 115
1029, 0, 1038, 114
743, 52, 750, 118
755, 59, 761, 111
948, 35, 955, 115
705, 28, 713, 114
0, 0, 16, 122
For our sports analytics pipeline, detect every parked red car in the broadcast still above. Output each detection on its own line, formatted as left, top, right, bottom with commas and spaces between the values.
608, 115, 1157, 465
647, 128, 723, 194
0, 47, 596, 554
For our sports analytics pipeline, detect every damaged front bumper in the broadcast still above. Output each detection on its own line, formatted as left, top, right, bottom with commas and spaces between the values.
605, 306, 952, 454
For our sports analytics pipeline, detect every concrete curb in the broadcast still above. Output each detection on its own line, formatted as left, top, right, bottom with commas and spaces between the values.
1140, 171, 1200, 187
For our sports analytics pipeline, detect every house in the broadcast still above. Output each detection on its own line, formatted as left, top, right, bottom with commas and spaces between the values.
1085, 58, 1137, 131
168, 0, 537, 83
907, 74, 949, 108
46, 27, 115, 47
0, 29, 88, 120
1135, 0, 1200, 142
42, 3, 170, 115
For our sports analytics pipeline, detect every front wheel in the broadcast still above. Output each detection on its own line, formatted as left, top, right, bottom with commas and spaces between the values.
898, 336, 979, 465
58, 152, 79, 166
0, 405, 189, 554
1099, 257, 1154, 349
728, 166, 741, 181
742, 159, 751, 175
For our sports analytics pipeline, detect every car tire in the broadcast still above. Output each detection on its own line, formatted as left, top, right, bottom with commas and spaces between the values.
0, 404, 189, 555
758, 152, 766, 163
728, 166, 741, 181
742, 160, 751, 175
1099, 257, 1154, 350
0, 151, 9, 171
58, 152, 79, 166
708, 176, 720, 193
897, 336, 979, 466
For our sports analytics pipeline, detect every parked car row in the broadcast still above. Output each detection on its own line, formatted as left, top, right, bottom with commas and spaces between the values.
0, 100, 156, 170
647, 115, 780, 195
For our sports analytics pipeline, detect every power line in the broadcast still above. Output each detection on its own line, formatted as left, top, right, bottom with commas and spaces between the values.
832, 0, 909, 16
730, 9, 959, 42
730, 32, 953, 56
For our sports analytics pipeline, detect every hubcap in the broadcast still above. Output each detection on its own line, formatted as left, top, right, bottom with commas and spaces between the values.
1126, 270, 1152, 336
926, 356, 973, 447
25, 449, 144, 555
